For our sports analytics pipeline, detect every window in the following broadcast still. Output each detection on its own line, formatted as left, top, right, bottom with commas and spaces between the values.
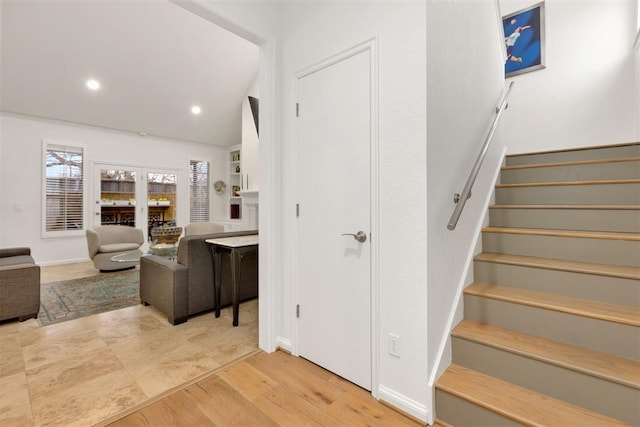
44, 143, 84, 235
189, 160, 210, 222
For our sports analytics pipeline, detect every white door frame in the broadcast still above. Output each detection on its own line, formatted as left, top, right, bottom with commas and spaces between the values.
291, 38, 380, 396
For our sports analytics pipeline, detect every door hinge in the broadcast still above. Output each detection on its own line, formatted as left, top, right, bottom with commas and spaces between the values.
296, 304, 300, 318
296, 103, 299, 117
296, 203, 300, 218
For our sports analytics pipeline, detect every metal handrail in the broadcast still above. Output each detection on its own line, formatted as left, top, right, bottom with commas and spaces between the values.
447, 81, 514, 231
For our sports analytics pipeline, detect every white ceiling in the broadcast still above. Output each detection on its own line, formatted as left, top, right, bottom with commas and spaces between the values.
0, 0, 260, 146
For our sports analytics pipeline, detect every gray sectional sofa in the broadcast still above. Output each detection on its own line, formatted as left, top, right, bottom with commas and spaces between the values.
140, 229, 258, 325
0, 247, 40, 322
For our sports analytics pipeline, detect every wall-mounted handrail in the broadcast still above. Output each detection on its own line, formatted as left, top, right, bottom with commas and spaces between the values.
447, 81, 514, 231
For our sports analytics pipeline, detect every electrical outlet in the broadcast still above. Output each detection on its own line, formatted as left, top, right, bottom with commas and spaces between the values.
388, 333, 401, 358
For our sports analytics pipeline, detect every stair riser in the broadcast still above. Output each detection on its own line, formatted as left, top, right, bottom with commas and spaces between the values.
506, 144, 640, 166
489, 208, 640, 233
482, 232, 640, 267
435, 390, 521, 427
473, 261, 640, 306
451, 338, 640, 426
501, 160, 640, 184
464, 294, 639, 359
495, 182, 640, 205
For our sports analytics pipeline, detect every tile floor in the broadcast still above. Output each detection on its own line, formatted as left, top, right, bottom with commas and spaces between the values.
0, 262, 259, 427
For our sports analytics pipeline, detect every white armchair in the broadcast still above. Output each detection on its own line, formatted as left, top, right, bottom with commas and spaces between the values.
86, 225, 144, 271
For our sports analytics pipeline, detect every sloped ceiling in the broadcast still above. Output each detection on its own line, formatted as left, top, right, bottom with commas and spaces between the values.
0, 0, 259, 146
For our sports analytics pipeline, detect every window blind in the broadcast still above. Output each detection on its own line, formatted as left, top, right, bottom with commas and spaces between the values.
45, 144, 84, 231
189, 160, 210, 222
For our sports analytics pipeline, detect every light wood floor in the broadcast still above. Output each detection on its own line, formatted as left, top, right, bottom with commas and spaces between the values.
107, 350, 424, 427
2, 262, 425, 427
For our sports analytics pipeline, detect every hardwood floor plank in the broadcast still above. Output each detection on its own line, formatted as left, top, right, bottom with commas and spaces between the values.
326, 376, 421, 426
109, 351, 424, 427
245, 351, 345, 409
252, 384, 342, 426
194, 375, 279, 426
215, 360, 279, 402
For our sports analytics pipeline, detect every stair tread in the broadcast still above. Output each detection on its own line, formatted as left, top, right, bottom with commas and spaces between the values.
436, 364, 628, 426
474, 252, 640, 279
482, 226, 640, 241
490, 204, 640, 210
496, 178, 640, 188
506, 141, 640, 158
502, 156, 640, 171
453, 320, 640, 389
465, 283, 640, 326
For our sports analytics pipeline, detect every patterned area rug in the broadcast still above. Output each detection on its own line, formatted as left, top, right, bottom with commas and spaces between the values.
38, 269, 139, 326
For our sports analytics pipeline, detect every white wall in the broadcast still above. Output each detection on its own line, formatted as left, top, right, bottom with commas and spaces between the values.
273, 1, 428, 420
501, 0, 638, 153
426, 0, 507, 416
0, 114, 228, 264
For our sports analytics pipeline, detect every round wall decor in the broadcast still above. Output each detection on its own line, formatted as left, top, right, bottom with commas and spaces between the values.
214, 180, 227, 194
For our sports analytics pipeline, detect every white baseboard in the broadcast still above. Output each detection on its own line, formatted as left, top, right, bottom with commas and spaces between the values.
39, 257, 91, 267
274, 336, 292, 353
378, 385, 429, 423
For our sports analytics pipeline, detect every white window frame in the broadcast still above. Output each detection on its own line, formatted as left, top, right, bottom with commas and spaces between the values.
42, 140, 87, 238
189, 159, 211, 222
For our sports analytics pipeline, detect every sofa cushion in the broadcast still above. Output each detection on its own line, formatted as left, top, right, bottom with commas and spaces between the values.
0, 255, 35, 267
98, 243, 142, 254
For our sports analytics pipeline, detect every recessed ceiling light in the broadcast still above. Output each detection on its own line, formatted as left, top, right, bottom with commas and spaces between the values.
191, 105, 202, 115
86, 79, 101, 90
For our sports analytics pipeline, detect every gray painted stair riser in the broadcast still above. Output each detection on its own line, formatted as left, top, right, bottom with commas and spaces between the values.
506, 144, 640, 166
473, 260, 640, 306
463, 294, 639, 359
495, 182, 640, 205
501, 159, 640, 184
451, 338, 640, 426
482, 232, 640, 267
435, 390, 521, 427
489, 207, 640, 233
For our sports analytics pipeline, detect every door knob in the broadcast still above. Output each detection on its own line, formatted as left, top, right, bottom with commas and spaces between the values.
341, 231, 367, 243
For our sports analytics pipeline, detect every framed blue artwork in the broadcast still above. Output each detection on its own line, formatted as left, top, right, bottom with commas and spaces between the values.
503, 2, 545, 78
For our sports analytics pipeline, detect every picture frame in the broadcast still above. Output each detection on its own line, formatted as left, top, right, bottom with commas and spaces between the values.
503, 2, 545, 78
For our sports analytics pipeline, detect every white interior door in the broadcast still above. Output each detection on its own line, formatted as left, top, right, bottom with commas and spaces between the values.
297, 48, 371, 390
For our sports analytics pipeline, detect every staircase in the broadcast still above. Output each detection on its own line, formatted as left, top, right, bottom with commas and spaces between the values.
435, 142, 640, 426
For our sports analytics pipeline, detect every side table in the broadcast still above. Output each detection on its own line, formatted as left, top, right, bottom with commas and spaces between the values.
206, 235, 258, 326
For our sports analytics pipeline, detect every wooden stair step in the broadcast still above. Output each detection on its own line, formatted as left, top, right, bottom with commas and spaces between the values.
496, 178, 640, 188
505, 142, 640, 166
465, 283, 640, 327
474, 252, 640, 280
490, 204, 640, 210
501, 156, 640, 171
436, 364, 628, 426
482, 226, 640, 241
453, 320, 640, 389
